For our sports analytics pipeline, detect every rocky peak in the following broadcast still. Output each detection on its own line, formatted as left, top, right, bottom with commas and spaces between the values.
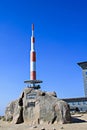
5, 87, 71, 124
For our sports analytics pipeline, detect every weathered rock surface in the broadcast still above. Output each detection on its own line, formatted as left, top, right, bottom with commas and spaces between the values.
5, 100, 18, 121
5, 88, 71, 124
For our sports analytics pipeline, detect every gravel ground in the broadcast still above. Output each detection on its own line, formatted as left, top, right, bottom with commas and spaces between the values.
0, 113, 87, 130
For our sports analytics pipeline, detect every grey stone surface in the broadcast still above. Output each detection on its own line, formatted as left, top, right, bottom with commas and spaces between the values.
5, 100, 18, 121
12, 103, 24, 124
5, 88, 71, 124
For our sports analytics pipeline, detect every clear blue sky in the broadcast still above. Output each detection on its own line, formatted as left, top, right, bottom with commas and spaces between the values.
0, 0, 87, 115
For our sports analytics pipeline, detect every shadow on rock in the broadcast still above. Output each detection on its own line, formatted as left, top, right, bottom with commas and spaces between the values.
71, 117, 87, 123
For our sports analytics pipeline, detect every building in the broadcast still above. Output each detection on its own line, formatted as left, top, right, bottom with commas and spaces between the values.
62, 97, 87, 112
62, 62, 87, 112
77, 61, 87, 97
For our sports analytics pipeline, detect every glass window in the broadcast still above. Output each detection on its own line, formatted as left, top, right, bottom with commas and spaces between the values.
78, 102, 80, 105
72, 102, 75, 105
83, 101, 86, 105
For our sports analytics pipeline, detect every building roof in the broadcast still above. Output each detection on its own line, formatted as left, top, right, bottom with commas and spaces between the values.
77, 61, 87, 69
62, 97, 87, 102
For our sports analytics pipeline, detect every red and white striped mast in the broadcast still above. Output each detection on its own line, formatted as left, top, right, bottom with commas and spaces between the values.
30, 24, 36, 80
24, 24, 42, 88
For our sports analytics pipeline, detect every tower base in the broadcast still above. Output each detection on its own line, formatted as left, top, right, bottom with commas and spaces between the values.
24, 80, 43, 89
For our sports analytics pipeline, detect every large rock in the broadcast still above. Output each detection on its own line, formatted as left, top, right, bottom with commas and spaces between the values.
5, 88, 71, 124
5, 97, 24, 124
5, 100, 18, 121
12, 99, 24, 124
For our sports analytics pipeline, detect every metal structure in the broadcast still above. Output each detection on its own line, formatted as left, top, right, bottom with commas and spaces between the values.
78, 61, 87, 97
30, 24, 36, 80
24, 24, 42, 88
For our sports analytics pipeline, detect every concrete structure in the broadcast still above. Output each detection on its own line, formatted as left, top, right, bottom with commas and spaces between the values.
78, 61, 87, 97
24, 24, 42, 88
62, 97, 87, 112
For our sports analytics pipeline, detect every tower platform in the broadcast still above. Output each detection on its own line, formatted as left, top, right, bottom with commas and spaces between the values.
24, 80, 43, 89
24, 80, 43, 84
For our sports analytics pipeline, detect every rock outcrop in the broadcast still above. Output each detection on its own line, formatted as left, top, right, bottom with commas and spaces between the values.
5, 100, 18, 121
5, 88, 71, 124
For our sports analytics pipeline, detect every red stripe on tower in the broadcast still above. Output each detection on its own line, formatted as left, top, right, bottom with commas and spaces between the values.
30, 52, 36, 61
30, 71, 36, 80
30, 24, 36, 80
31, 37, 35, 43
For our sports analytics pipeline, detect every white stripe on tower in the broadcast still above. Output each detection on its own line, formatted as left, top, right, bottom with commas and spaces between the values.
30, 24, 36, 80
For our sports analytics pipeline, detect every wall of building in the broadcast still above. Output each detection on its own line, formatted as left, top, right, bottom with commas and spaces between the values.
62, 97, 87, 112
83, 69, 87, 97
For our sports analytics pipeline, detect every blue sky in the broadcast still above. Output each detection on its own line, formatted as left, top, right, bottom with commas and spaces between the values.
0, 0, 87, 115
